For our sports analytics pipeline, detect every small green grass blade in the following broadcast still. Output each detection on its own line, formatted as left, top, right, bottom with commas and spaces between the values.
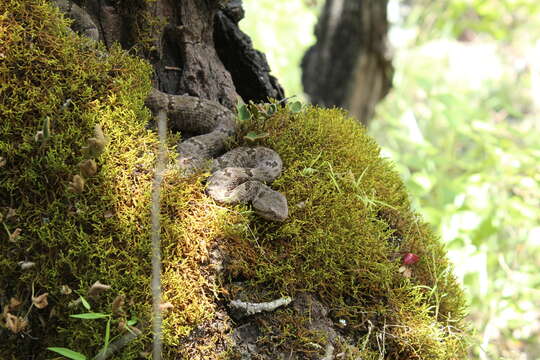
102, 317, 111, 355
47, 347, 87, 360
244, 131, 270, 142
70, 313, 109, 319
80, 296, 91, 311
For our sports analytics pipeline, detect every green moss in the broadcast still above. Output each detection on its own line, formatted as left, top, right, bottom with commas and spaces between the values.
0, 1, 226, 358
0, 1, 470, 359
223, 106, 470, 359
1, 0, 150, 356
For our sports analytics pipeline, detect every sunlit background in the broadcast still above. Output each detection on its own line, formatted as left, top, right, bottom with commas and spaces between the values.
240, 1, 540, 359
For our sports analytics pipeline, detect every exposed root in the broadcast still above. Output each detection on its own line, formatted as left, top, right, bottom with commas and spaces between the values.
230, 296, 292, 317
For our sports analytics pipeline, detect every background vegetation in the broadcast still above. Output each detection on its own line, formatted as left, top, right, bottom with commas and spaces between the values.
242, 1, 540, 359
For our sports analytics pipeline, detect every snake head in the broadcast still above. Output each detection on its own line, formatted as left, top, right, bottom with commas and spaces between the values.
252, 188, 288, 222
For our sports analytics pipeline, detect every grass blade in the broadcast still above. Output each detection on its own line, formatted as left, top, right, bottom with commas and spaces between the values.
47, 347, 87, 360
70, 313, 109, 319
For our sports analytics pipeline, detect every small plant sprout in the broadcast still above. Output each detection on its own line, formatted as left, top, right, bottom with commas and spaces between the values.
34, 116, 51, 143
82, 124, 108, 159
287, 100, 303, 113
264, 103, 278, 116
238, 97, 301, 125
80, 295, 91, 310
237, 103, 251, 122
300, 152, 322, 177
68, 174, 85, 193
323, 161, 342, 193
48, 294, 139, 360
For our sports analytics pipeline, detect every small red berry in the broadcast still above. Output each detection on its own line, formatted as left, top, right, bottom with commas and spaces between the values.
403, 253, 420, 265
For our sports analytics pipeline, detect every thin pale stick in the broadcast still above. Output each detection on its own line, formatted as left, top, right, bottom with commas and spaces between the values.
151, 110, 167, 359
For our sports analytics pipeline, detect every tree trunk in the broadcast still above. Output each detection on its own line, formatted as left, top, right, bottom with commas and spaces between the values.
79, 0, 283, 109
302, 0, 393, 125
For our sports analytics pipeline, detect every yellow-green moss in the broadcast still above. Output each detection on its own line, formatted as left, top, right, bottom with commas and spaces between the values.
0, 1, 470, 359
0, 1, 230, 358
222, 106, 470, 359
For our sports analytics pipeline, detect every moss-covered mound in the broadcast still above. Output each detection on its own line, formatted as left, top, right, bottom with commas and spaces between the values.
225, 105, 470, 358
0, 1, 469, 359
0, 1, 221, 357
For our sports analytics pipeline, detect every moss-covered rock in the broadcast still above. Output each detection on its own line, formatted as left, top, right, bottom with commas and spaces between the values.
0, 1, 470, 359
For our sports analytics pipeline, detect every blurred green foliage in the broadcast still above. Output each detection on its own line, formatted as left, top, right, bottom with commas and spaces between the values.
240, 0, 321, 99
374, 2, 540, 358
242, 0, 540, 358
371, 45, 540, 359
407, 0, 540, 41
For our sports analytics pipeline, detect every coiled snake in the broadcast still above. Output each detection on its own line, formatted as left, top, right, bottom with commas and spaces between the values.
145, 89, 288, 222
52, 0, 289, 222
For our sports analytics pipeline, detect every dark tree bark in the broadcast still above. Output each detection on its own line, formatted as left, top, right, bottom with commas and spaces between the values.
78, 0, 283, 110
214, 3, 285, 103
302, 0, 393, 125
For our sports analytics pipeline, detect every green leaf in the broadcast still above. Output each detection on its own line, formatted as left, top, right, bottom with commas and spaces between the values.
70, 312, 109, 319
243, 132, 270, 142
237, 104, 251, 121
102, 317, 111, 355
288, 101, 303, 113
80, 296, 91, 311
47, 347, 87, 360
126, 318, 138, 326
42, 116, 51, 139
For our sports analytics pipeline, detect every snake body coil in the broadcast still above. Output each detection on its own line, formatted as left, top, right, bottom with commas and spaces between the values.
146, 89, 288, 222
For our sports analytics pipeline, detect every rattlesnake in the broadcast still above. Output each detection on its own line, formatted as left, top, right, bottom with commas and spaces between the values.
145, 89, 289, 222
53, 1, 288, 222
209, 146, 287, 222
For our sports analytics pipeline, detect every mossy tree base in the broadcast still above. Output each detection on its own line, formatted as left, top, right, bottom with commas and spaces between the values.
0, 1, 470, 359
